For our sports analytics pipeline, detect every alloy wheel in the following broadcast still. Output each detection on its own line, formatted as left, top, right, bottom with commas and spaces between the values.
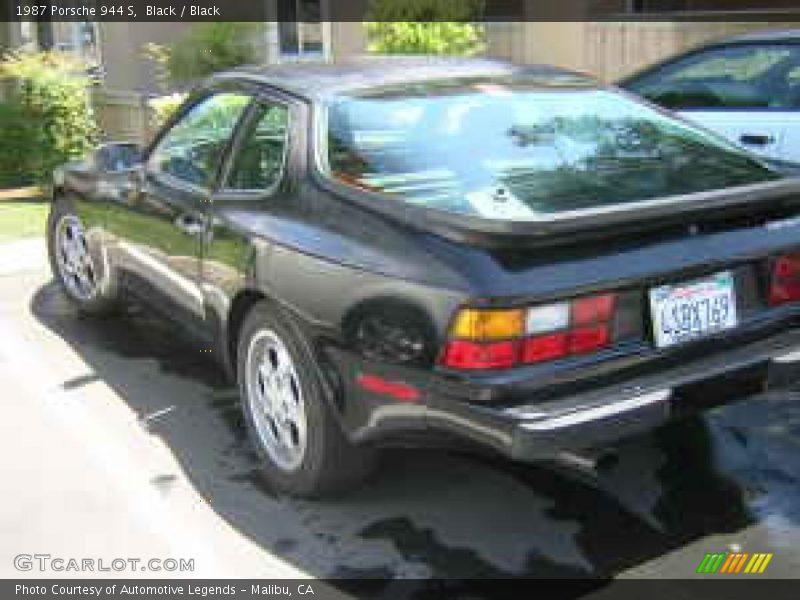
55, 214, 98, 301
245, 329, 308, 471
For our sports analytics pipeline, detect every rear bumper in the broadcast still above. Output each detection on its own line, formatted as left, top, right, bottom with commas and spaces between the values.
335, 329, 800, 461
509, 389, 670, 460
457, 330, 800, 460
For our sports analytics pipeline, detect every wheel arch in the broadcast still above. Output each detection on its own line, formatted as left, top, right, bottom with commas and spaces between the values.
226, 288, 269, 377
226, 288, 348, 429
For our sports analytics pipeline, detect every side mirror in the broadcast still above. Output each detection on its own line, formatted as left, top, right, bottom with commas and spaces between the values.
93, 142, 142, 173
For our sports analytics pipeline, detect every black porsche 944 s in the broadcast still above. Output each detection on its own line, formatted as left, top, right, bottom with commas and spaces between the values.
48, 57, 800, 496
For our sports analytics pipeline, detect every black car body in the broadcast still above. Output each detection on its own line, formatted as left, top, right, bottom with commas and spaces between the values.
49, 57, 800, 496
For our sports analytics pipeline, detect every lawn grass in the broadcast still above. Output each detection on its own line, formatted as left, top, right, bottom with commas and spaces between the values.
0, 201, 50, 242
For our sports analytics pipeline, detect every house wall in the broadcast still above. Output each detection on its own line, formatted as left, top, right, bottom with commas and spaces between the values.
16, 17, 800, 140
330, 22, 367, 60
92, 88, 154, 144
583, 21, 798, 80
98, 22, 192, 93
3, 19, 361, 96
486, 21, 800, 82
91, 21, 366, 143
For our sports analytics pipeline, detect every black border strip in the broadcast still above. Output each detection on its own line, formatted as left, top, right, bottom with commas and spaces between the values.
5, 579, 800, 600
4, 1, 800, 23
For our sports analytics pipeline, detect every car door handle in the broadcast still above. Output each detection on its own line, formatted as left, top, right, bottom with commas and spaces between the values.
174, 213, 207, 236
740, 133, 775, 146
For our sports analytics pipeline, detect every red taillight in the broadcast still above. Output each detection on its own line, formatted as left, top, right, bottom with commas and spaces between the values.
440, 340, 517, 370
770, 280, 800, 305
571, 294, 616, 327
440, 293, 617, 370
521, 332, 568, 363
774, 254, 800, 279
770, 253, 800, 305
569, 324, 611, 354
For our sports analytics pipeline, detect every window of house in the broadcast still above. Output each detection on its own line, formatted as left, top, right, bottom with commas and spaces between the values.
277, 0, 325, 59
35, 20, 100, 60
225, 103, 291, 191
148, 93, 251, 188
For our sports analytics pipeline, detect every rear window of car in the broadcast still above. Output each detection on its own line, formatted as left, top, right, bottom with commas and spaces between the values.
320, 77, 779, 221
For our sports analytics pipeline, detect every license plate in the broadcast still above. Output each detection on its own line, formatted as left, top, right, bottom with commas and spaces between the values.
649, 271, 738, 349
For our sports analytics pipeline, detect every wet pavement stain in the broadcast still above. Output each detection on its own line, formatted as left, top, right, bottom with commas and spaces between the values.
228, 469, 278, 499
359, 516, 588, 579
28, 281, 800, 583
30, 283, 230, 389
650, 418, 752, 538
326, 570, 394, 600
327, 565, 394, 579
332, 568, 603, 600
271, 537, 299, 553
208, 389, 249, 443
459, 417, 755, 577
471, 456, 667, 577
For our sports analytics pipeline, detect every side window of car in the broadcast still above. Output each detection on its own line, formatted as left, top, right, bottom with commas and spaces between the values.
785, 64, 800, 108
148, 93, 252, 188
225, 102, 290, 191
631, 45, 800, 110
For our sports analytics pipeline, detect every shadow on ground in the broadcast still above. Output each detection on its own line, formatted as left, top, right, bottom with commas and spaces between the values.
29, 281, 800, 594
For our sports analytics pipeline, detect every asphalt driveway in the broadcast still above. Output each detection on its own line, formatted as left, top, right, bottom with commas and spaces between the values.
2, 238, 800, 591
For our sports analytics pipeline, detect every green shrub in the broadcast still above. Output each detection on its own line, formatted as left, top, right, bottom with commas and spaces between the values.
365, 0, 485, 56
0, 51, 97, 186
144, 23, 258, 89
0, 102, 36, 187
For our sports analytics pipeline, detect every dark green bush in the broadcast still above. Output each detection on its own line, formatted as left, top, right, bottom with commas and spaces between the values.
0, 102, 36, 187
0, 51, 98, 186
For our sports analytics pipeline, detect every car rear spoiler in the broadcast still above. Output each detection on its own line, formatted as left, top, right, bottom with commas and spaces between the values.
315, 174, 800, 249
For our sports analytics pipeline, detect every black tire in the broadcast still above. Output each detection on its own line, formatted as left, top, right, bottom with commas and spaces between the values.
47, 195, 119, 315
237, 300, 376, 497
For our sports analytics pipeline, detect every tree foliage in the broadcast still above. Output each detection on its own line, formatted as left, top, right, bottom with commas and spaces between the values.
144, 23, 258, 89
0, 51, 97, 186
365, 0, 485, 56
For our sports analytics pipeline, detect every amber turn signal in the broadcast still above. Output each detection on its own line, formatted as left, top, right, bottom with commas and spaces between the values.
449, 308, 526, 341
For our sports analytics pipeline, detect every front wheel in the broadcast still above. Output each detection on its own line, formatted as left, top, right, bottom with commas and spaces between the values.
47, 196, 119, 314
237, 300, 376, 497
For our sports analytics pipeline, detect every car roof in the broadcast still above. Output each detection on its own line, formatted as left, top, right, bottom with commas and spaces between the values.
712, 28, 800, 45
208, 56, 596, 100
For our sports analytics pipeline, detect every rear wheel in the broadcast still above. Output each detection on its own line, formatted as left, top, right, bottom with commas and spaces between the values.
47, 197, 119, 314
237, 301, 376, 497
